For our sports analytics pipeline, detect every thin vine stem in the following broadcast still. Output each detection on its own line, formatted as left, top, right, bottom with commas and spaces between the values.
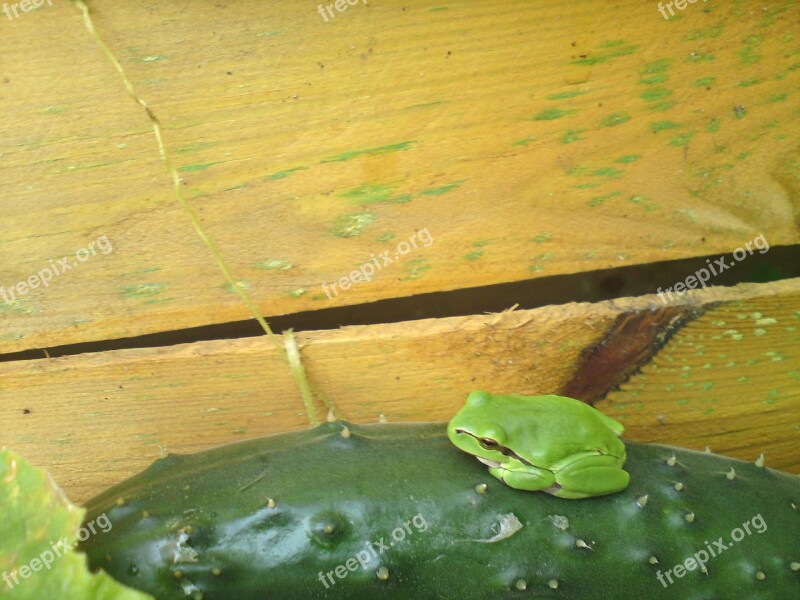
72, 0, 336, 425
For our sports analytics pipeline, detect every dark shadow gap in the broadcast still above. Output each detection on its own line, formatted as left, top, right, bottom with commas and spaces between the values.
1, 244, 797, 363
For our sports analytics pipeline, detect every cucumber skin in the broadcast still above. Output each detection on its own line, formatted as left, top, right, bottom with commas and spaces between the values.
80, 422, 799, 599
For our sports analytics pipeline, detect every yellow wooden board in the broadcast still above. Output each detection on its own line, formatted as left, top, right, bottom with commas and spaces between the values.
1, 0, 798, 353
2, 279, 797, 504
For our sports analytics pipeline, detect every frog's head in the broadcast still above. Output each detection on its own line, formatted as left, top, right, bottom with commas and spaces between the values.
447, 390, 529, 470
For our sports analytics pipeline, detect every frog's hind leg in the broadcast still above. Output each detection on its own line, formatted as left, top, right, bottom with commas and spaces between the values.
552, 454, 630, 499
490, 465, 556, 492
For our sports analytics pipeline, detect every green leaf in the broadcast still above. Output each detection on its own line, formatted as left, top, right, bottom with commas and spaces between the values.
0, 449, 153, 599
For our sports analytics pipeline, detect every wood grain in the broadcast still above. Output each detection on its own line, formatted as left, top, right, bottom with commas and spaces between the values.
1, 0, 798, 353
1, 278, 797, 504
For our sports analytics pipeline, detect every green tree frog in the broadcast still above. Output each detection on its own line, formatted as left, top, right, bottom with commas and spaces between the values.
447, 391, 630, 499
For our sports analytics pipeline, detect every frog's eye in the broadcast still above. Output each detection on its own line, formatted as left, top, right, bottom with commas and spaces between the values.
479, 438, 499, 450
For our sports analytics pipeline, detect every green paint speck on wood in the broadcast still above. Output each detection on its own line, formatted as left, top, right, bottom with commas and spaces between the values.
600, 113, 630, 127
178, 161, 224, 173
650, 121, 679, 133
122, 283, 167, 299
421, 181, 465, 196
331, 212, 376, 238
321, 142, 416, 163
532, 108, 575, 121
256, 259, 293, 271
267, 167, 308, 180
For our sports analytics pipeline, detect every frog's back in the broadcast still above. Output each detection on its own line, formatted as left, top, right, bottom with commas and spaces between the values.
502, 394, 625, 454
505, 394, 622, 428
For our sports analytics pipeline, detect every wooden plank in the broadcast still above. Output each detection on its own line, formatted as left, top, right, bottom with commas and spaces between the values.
1, 278, 797, 503
1, 0, 798, 352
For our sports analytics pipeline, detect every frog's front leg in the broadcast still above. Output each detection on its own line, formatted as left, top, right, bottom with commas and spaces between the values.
488, 464, 556, 492
551, 452, 630, 499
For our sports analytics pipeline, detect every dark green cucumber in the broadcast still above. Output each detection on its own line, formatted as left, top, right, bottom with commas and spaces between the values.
80, 422, 800, 599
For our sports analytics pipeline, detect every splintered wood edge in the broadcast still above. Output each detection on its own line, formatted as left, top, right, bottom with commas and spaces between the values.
0, 278, 797, 502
